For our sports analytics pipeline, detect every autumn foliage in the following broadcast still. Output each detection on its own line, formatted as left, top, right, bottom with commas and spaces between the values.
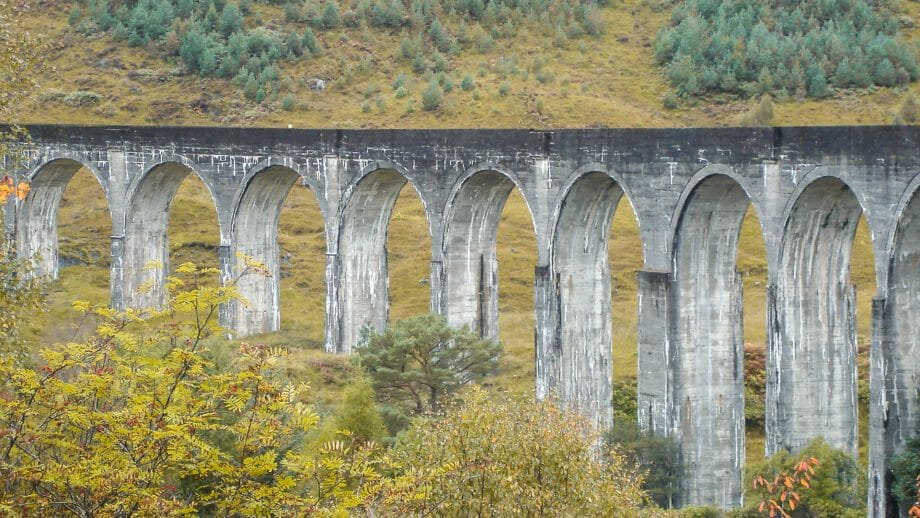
0, 176, 28, 203
0, 263, 390, 515
911, 474, 920, 518
752, 456, 820, 517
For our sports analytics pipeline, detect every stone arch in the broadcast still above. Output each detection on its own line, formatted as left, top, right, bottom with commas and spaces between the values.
670, 171, 762, 508
229, 162, 324, 337
16, 157, 110, 279
877, 175, 920, 478
335, 167, 429, 353
549, 170, 631, 432
122, 160, 216, 310
771, 174, 868, 456
668, 165, 764, 260
440, 167, 535, 341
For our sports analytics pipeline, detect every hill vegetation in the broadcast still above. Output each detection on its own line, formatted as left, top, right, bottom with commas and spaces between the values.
656, 0, 917, 99
9, 0, 920, 127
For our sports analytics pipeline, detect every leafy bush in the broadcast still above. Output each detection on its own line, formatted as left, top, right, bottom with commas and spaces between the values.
605, 420, 684, 509
656, 0, 918, 98
741, 437, 866, 517
62, 90, 102, 107
744, 343, 766, 429
612, 377, 638, 425
421, 79, 442, 110
901, 93, 920, 124
0, 234, 44, 363
461, 73, 475, 91
393, 387, 647, 516
892, 434, 920, 514
0, 263, 391, 515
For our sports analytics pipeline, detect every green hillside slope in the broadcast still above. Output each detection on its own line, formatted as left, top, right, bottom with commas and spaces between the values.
10, 0, 920, 128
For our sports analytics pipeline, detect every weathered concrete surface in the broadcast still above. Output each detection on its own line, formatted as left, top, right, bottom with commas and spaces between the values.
673, 174, 749, 508
769, 177, 861, 457
4, 125, 920, 514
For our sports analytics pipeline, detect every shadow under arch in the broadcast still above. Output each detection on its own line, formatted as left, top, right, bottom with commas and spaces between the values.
549, 170, 634, 433
670, 172, 764, 509
440, 168, 536, 341
122, 160, 218, 310
334, 167, 430, 354
16, 158, 111, 279
770, 175, 868, 457
229, 164, 322, 337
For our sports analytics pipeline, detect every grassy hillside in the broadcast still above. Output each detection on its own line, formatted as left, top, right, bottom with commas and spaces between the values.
10, 0, 920, 128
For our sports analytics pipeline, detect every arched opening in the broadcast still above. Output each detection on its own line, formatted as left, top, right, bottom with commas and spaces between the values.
672, 174, 761, 508
441, 170, 537, 393
386, 184, 431, 320
738, 207, 769, 464
495, 189, 538, 394
336, 169, 429, 354
609, 190, 643, 428
230, 166, 307, 337
123, 163, 219, 310
772, 176, 869, 457
551, 172, 634, 430
850, 215, 875, 463
276, 178, 327, 346
16, 159, 107, 279
22, 165, 111, 345
442, 170, 517, 340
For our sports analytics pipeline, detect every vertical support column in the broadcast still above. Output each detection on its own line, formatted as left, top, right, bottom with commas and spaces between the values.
534, 264, 558, 401
637, 270, 674, 438
110, 235, 125, 310
324, 251, 341, 353
429, 259, 443, 314
676, 270, 745, 508
480, 251, 500, 342
868, 296, 897, 518
765, 284, 782, 456
769, 283, 859, 456
217, 244, 233, 333
322, 155, 344, 354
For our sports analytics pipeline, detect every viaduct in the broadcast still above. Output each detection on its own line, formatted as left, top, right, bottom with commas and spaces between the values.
2, 124, 919, 515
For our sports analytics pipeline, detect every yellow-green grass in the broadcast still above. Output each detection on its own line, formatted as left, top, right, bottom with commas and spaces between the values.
11, 0, 920, 129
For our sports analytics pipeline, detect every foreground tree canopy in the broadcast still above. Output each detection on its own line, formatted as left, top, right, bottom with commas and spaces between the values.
0, 253, 648, 515
656, 0, 918, 98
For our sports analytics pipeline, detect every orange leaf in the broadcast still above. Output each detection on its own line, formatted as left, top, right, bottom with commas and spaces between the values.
790, 500, 797, 510
800, 479, 810, 488
16, 182, 29, 200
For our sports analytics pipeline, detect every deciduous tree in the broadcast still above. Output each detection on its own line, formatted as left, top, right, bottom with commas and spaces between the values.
389, 387, 647, 516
